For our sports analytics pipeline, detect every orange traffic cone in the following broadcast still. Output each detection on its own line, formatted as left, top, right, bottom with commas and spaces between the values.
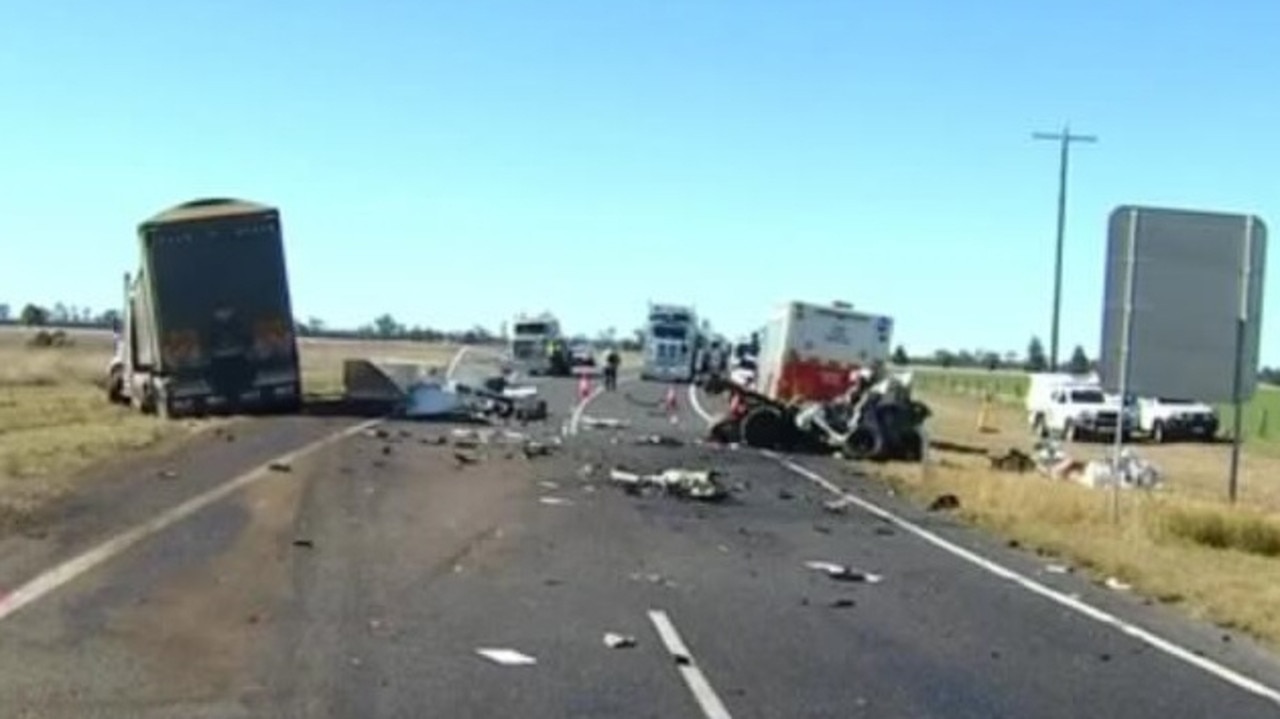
578, 374, 593, 401
664, 386, 679, 423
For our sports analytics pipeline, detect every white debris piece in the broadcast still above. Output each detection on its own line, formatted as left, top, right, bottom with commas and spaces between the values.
1080, 449, 1161, 490
476, 648, 537, 665
603, 632, 638, 649
539, 496, 573, 506
804, 560, 883, 584
608, 467, 727, 501
581, 416, 630, 429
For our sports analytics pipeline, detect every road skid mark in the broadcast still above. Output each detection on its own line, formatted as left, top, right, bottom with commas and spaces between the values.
0, 419, 382, 624
769, 452, 1280, 709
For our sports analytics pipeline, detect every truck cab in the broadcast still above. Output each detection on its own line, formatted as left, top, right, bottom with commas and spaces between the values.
509, 313, 562, 376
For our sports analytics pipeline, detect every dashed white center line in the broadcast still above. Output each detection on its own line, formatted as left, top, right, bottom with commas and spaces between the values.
648, 609, 734, 719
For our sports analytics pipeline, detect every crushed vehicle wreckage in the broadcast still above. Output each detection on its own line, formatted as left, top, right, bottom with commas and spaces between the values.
342, 358, 549, 422
699, 371, 930, 462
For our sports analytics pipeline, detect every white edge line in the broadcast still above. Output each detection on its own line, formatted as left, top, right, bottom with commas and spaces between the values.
0, 418, 383, 622
767, 452, 1280, 708
647, 609, 734, 719
687, 383, 716, 427
566, 373, 642, 436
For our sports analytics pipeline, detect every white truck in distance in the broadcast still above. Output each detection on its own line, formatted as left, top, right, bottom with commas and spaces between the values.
1025, 373, 1136, 442
509, 312, 562, 376
1135, 396, 1219, 443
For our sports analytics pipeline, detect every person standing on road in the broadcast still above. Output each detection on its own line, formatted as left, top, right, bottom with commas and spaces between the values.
604, 348, 621, 391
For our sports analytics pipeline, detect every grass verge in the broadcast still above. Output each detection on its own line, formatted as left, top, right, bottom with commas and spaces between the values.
870, 383, 1280, 649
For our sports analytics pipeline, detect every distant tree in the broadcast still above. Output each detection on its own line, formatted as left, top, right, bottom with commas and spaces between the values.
1067, 345, 1090, 375
19, 303, 49, 326
1025, 336, 1048, 372
373, 313, 401, 338
955, 350, 977, 367
934, 349, 955, 369
981, 352, 1001, 371
97, 309, 121, 330
891, 345, 910, 366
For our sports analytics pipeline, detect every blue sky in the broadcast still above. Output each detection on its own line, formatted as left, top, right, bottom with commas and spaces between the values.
2, 0, 1278, 362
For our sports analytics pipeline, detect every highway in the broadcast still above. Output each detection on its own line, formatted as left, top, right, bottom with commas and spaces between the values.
2, 369, 1280, 718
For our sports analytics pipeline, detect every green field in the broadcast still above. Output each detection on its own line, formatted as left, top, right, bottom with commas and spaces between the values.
907, 366, 1280, 448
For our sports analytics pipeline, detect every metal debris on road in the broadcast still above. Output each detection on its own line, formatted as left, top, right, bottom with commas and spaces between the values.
476, 648, 537, 666
634, 434, 684, 447
580, 416, 630, 430
927, 493, 961, 512
538, 480, 560, 490
608, 468, 728, 502
1045, 564, 1072, 574
521, 441, 553, 459
292, 539, 314, 549
268, 460, 292, 472
777, 488, 795, 500
822, 498, 851, 514
420, 435, 447, 445
157, 469, 179, 480
453, 452, 480, 467
804, 560, 883, 584
539, 496, 573, 506
603, 632, 638, 649
829, 598, 856, 609
989, 448, 1036, 473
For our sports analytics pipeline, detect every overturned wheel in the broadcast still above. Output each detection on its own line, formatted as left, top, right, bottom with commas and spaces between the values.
741, 406, 788, 449
844, 425, 885, 460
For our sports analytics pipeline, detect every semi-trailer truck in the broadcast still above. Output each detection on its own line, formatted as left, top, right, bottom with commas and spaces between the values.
107, 198, 302, 418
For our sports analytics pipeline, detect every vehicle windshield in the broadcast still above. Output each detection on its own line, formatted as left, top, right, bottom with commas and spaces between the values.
1069, 389, 1106, 404
514, 322, 549, 336
650, 324, 688, 340
512, 339, 538, 359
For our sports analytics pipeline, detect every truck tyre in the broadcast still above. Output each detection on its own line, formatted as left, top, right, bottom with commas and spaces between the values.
709, 417, 741, 445
741, 406, 787, 449
1064, 421, 1078, 443
1152, 420, 1166, 444
107, 367, 126, 405
845, 425, 886, 461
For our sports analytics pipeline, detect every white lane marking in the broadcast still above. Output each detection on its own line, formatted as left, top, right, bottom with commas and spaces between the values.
768, 452, 1280, 708
647, 609, 733, 719
444, 346, 473, 379
687, 383, 716, 426
0, 418, 382, 623
566, 373, 639, 436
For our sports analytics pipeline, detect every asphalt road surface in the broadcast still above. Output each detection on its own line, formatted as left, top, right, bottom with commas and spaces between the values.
3, 370, 1280, 718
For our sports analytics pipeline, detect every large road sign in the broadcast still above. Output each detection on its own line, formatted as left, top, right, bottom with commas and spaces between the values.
1098, 206, 1267, 404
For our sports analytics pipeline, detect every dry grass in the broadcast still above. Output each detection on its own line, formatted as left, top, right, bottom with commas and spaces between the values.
880, 384, 1280, 647
0, 327, 483, 524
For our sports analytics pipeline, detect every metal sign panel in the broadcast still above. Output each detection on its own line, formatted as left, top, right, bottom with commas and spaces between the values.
1098, 206, 1267, 403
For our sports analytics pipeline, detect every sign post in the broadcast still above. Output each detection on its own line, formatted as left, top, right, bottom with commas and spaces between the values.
1098, 206, 1267, 509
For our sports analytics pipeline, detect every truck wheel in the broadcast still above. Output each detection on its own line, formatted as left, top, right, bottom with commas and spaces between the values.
107, 368, 126, 405
709, 417, 741, 445
845, 426, 885, 460
1152, 421, 1166, 444
741, 406, 787, 449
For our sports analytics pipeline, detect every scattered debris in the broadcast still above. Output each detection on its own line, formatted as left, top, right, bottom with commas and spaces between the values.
158, 469, 179, 480
1081, 450, 1162, 490
813, 524, 833, 535
634, 434, 684, 447
829, 598, 856, 609
577, 464, 597, 479
927, 494, 961, 512
580, 416, 630, 430
521, 441, 553, 459
544, 578, 563, 587
476, 648, 537, 666
603, 632, 638, 649
453, 452, 480, 467
777, 488, 795, 501
822, 498, 851, 515
539, 496, 573, 506
420, 435, 447, 445
1045, 564, 1071, 575
268, 461, 292, 473
381, 445, 393, 456
1105, 576, 1133, 592
608, 468, 728, 502
989, 448, 1036, 473
538, 480, 561, 490
292, 539, 314, 549
804, 560, 883, 583
872, 526, 895, 536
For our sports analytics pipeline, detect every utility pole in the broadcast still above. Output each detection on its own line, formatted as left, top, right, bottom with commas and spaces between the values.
1032, 125, 1097, 372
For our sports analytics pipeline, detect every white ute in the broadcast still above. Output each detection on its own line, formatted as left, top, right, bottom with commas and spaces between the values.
1136, 396, 1219, 443
1026, 373, 1135, 442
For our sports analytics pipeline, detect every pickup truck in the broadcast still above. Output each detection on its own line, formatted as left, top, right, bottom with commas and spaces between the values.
1136, 396, 1219, 443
